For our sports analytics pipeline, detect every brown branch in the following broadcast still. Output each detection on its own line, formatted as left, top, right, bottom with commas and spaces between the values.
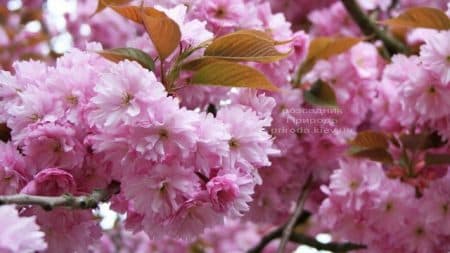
277, 174, 313, 253
289, 233, 367, 252
0, 181, 120, 211
387, 0, 399, 14
247, 211, 311, 253
341, 0, 408, 55
247, 212, 366, 253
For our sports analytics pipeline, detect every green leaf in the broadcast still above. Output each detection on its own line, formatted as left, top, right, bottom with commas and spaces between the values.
303, 80, 337, 107
191, 61, 279, 91
98, 47, 155, 71
381, 7, 450, 30
204, 29, 291, 62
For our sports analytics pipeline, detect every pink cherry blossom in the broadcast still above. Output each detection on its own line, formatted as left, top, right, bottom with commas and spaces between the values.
17, 122, 85, 172
0, 205, 47, 253
420, 30, 450, 84
88, 60, 166, 127
122, 162, 198, 218
21, 168, 76, 196
217, 106, 279, 170
206, 172, 254, 217
0, 142, 27, 195
27, 208, 101, 253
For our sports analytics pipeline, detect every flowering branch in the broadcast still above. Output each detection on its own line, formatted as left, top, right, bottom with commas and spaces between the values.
277, 174, 313, 253
341, 0, 408, 55
0, 181, 120, 211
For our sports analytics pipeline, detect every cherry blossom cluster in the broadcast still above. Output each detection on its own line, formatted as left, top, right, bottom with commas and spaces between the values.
318, 158, 450, 252
374, 30, 450, 134
0, 42, 277, 251
88, 220, 295, 253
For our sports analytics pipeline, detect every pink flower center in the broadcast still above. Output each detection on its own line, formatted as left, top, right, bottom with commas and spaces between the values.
414, 226, 425, 237
217, 184, 239, 202
66, 94, 78, 105
215, 6, 227, 18
122, 92, 134, 105
159, 129, 169, 139
427, 85, 436, 94
228, 138, 239, 149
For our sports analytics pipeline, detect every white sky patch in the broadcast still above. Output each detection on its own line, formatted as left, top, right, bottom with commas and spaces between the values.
25, 20, 42, 33
97, 203, 118, 230
46, 0, 76, 15
7, 0, 22, 11
295, 245, 332, 253
51, 32, 73, 53
316, 233, 332, 244
80, 23, 92, 36
293, 234, 333, 253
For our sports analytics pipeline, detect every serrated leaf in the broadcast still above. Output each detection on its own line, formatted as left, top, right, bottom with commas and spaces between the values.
399, 131, 447, 150
348, 131, 393, 164
349, 148, 394, 164
191, 61, 279, 91
297, 36, 361, 81
141, 9, 181, 60
350, 130, 389, 149
308, 36, 362, 60
108, 5, 143, 23
204, 30, 291, 62
98, 47, 155, 71
425, 153, 450, 166
230, 29, 292, 45
107, 5, 166, 24
93, 0, 133, 15
181, 58, 221, 71
303, 80, 337, 107
381, 7, 450, 30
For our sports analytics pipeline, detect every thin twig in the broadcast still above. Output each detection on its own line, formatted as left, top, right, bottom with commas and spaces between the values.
0, 181, 120, 211
247, 211, 366, 253
247, 211, 311, 253
277, 174, 313, 253
387, 0, 399, 14
341, 0, 408, 55
289, 233, 366, 252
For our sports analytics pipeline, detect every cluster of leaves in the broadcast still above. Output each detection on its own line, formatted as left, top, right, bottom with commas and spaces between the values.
294, 36, 361, 107
381, 7, 450, 31
344, 7, 450, 179
95, 0, 295, 92
348, 130, 450, 196
96, 3, 450, 106
297, 7, 450, 107
288, 6, 450, 196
